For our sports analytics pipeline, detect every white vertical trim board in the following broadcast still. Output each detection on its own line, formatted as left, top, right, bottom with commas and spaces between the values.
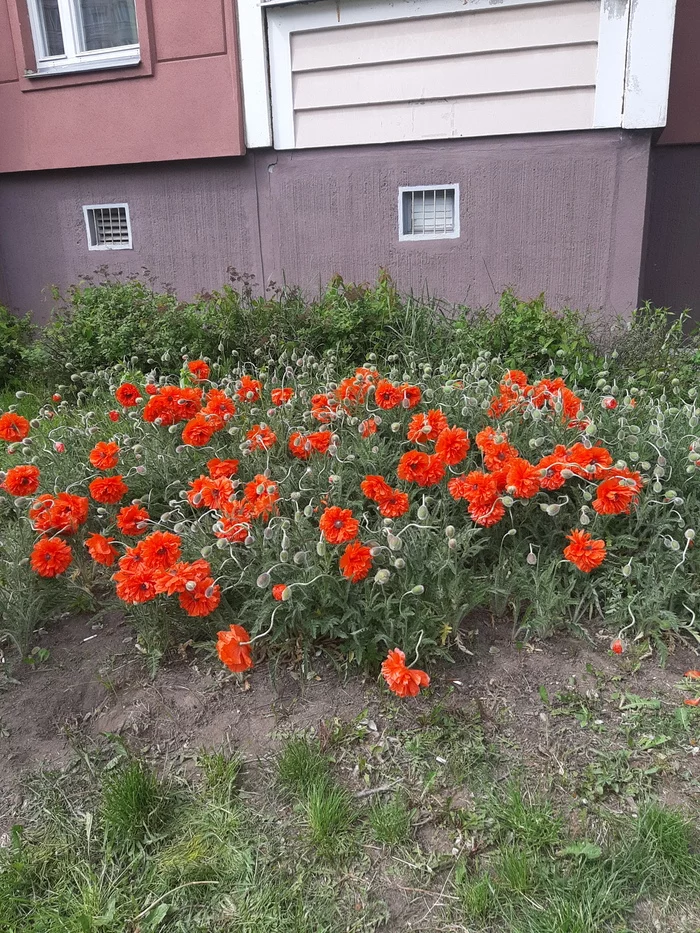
593, 0, 629, 127
623, 0, 677, 129
235, 0, 273, 148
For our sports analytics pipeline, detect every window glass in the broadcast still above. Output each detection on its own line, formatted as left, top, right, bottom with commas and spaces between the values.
38, 0, 65, 56
77, 0, 138, 51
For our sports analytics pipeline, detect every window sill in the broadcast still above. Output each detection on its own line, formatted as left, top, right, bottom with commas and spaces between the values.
25, 53, 141, 79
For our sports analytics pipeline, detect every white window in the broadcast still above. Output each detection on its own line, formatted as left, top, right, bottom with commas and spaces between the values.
27, 0, 139, 75
399, 186, 459, 241
83, 204, 132, 250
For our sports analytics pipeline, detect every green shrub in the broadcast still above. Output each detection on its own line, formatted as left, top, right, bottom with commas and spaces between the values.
0, 304, 34, 388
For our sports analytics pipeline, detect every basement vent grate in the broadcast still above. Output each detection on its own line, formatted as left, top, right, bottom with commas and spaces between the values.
83, 204, 132, 250
399, 186, 459, 241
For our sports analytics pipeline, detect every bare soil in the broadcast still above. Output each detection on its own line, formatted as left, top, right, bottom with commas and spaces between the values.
2, 610, 698, 841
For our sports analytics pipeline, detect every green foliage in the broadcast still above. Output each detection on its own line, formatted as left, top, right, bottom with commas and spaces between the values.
0, 305, 34, 389
101, 761, 170, 849
303, 780, 354, 855
368, 793, 413, 847
277, 737, 330, 798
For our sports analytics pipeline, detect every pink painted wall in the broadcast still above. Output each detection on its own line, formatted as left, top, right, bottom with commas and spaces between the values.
659, 0, 700, 145
0, 0, 245, 173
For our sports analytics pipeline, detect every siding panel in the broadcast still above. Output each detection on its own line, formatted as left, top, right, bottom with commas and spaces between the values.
291, 1, 600, 71
276, 0, 602, 148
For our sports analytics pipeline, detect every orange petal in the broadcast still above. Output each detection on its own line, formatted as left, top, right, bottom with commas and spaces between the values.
683, 698, 700, 707
684, 670, 700, 680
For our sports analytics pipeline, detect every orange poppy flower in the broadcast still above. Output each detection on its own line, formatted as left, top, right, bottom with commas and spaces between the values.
310, 393, 338, 423
537, 446, 570, 491
182, 414, 217, 447
145, 383, 158, 396
361, 475, 393, 502
154, 559, 211, 596
237, 375, 263, 403
140, 531, 182, 570
29, 492, 89, 535
435, 426, 470, 465
85, 532, 119, 567
397, 450, 430, 484
381, 648, 430, 698
407, 409, 449, 444
202, 388, 236, 419
108, 410, 119, 422
217, 623, 253, 672
374, 380, 402, 410
399, 384, 422, 409
196, 476, 235, 511
684, 671, 700, 680
378, 489, 410, 519
683, 698, 700, 707
339, 540, 373, 582
469, 499, 506, 527
89, 441, 120, 471
359, 418, 378, 438
319, 506, 359, 545
611, 638, 624, 655
116, 504, 149, 536
179, 576, 221, 617
271, 387, 294, 406
214, 502, 253, 543
114, 383, 141, 407
89, 475, 128, 505
308, 431, 333, 454
30, 536, 72, 578
113, 563, 159, 604
475, 427, 519, 472
246, 424, 277, 452
592, 473, 642, 516
0, 412, 30, 442
207, 458, 239, 479
272, 583, 289, 601
563, 529, 606, 572
2, 464, 40, 496
505, 458, 541, 499
244, 475, 280, 520
188, 359, 210, 381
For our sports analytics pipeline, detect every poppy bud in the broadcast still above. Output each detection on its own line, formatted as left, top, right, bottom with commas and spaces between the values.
611, 638, 624, 655
448, 538, 457, 550
417, 505, 429, 520
622, 561, 632, 577
412, 585, 425, 595
394, 558, 405, 569
245, 535, 254, 546
374, 569, 391, 585
501, 496, 514, 508
258, 572, 272, 588
445, 525, 455, 538
526, 551, 537, 565
685, 529, 695, 540
303, 504, 314, 518
316, 540, 326, 557
185, 581, 197, 592
54, 442, 65, 453
388, 535, 403, 551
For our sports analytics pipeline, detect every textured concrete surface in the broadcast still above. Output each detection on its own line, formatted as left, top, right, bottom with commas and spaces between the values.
643, 145, 700, 321
0, 130, 652, 322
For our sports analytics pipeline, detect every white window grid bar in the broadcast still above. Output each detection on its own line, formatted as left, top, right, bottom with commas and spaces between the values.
83, 203, 133, 251
26, 0, 139, 74
398, 185, 460, 242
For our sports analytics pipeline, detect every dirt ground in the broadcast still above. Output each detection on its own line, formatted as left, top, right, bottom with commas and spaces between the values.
2, 610, 698, 840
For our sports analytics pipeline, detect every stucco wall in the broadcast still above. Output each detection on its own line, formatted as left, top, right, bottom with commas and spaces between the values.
643, 145, 700, 321
0, 130, 651, 323
0, 0, 245, 172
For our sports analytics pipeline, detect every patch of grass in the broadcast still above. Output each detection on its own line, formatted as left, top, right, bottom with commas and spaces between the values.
101, 760, 170, 848
304, 780, 355, 856
496, 785, 562, 851
277, 736, 330, 798
199, 749, 241, 804
368, 793, 413, 847
615, 802, 699, 894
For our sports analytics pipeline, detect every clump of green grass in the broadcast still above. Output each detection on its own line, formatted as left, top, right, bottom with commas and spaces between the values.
616, 802, 699, 894
496, 785, 562, 850
369, 793, 413, 847
199, 749, 241, 804
277, 736, 330, 798
304, 781, 355, 856
101, 761, 170, 848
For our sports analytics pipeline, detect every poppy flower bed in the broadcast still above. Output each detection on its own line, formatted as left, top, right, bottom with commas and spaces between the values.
0, 349, 699, 695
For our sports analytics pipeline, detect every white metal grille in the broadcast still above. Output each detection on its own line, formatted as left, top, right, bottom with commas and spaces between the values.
83, 203, 132, 250
399, 186, 459, 241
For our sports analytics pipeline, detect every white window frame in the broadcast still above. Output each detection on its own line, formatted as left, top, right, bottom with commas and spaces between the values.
398, 185, 460, 242
83, 203, 133, 251
26, 0, 140, 76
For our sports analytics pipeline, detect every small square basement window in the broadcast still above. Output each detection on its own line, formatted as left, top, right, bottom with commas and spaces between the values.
399, 185, 459, 241
83, 204, 132, 250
